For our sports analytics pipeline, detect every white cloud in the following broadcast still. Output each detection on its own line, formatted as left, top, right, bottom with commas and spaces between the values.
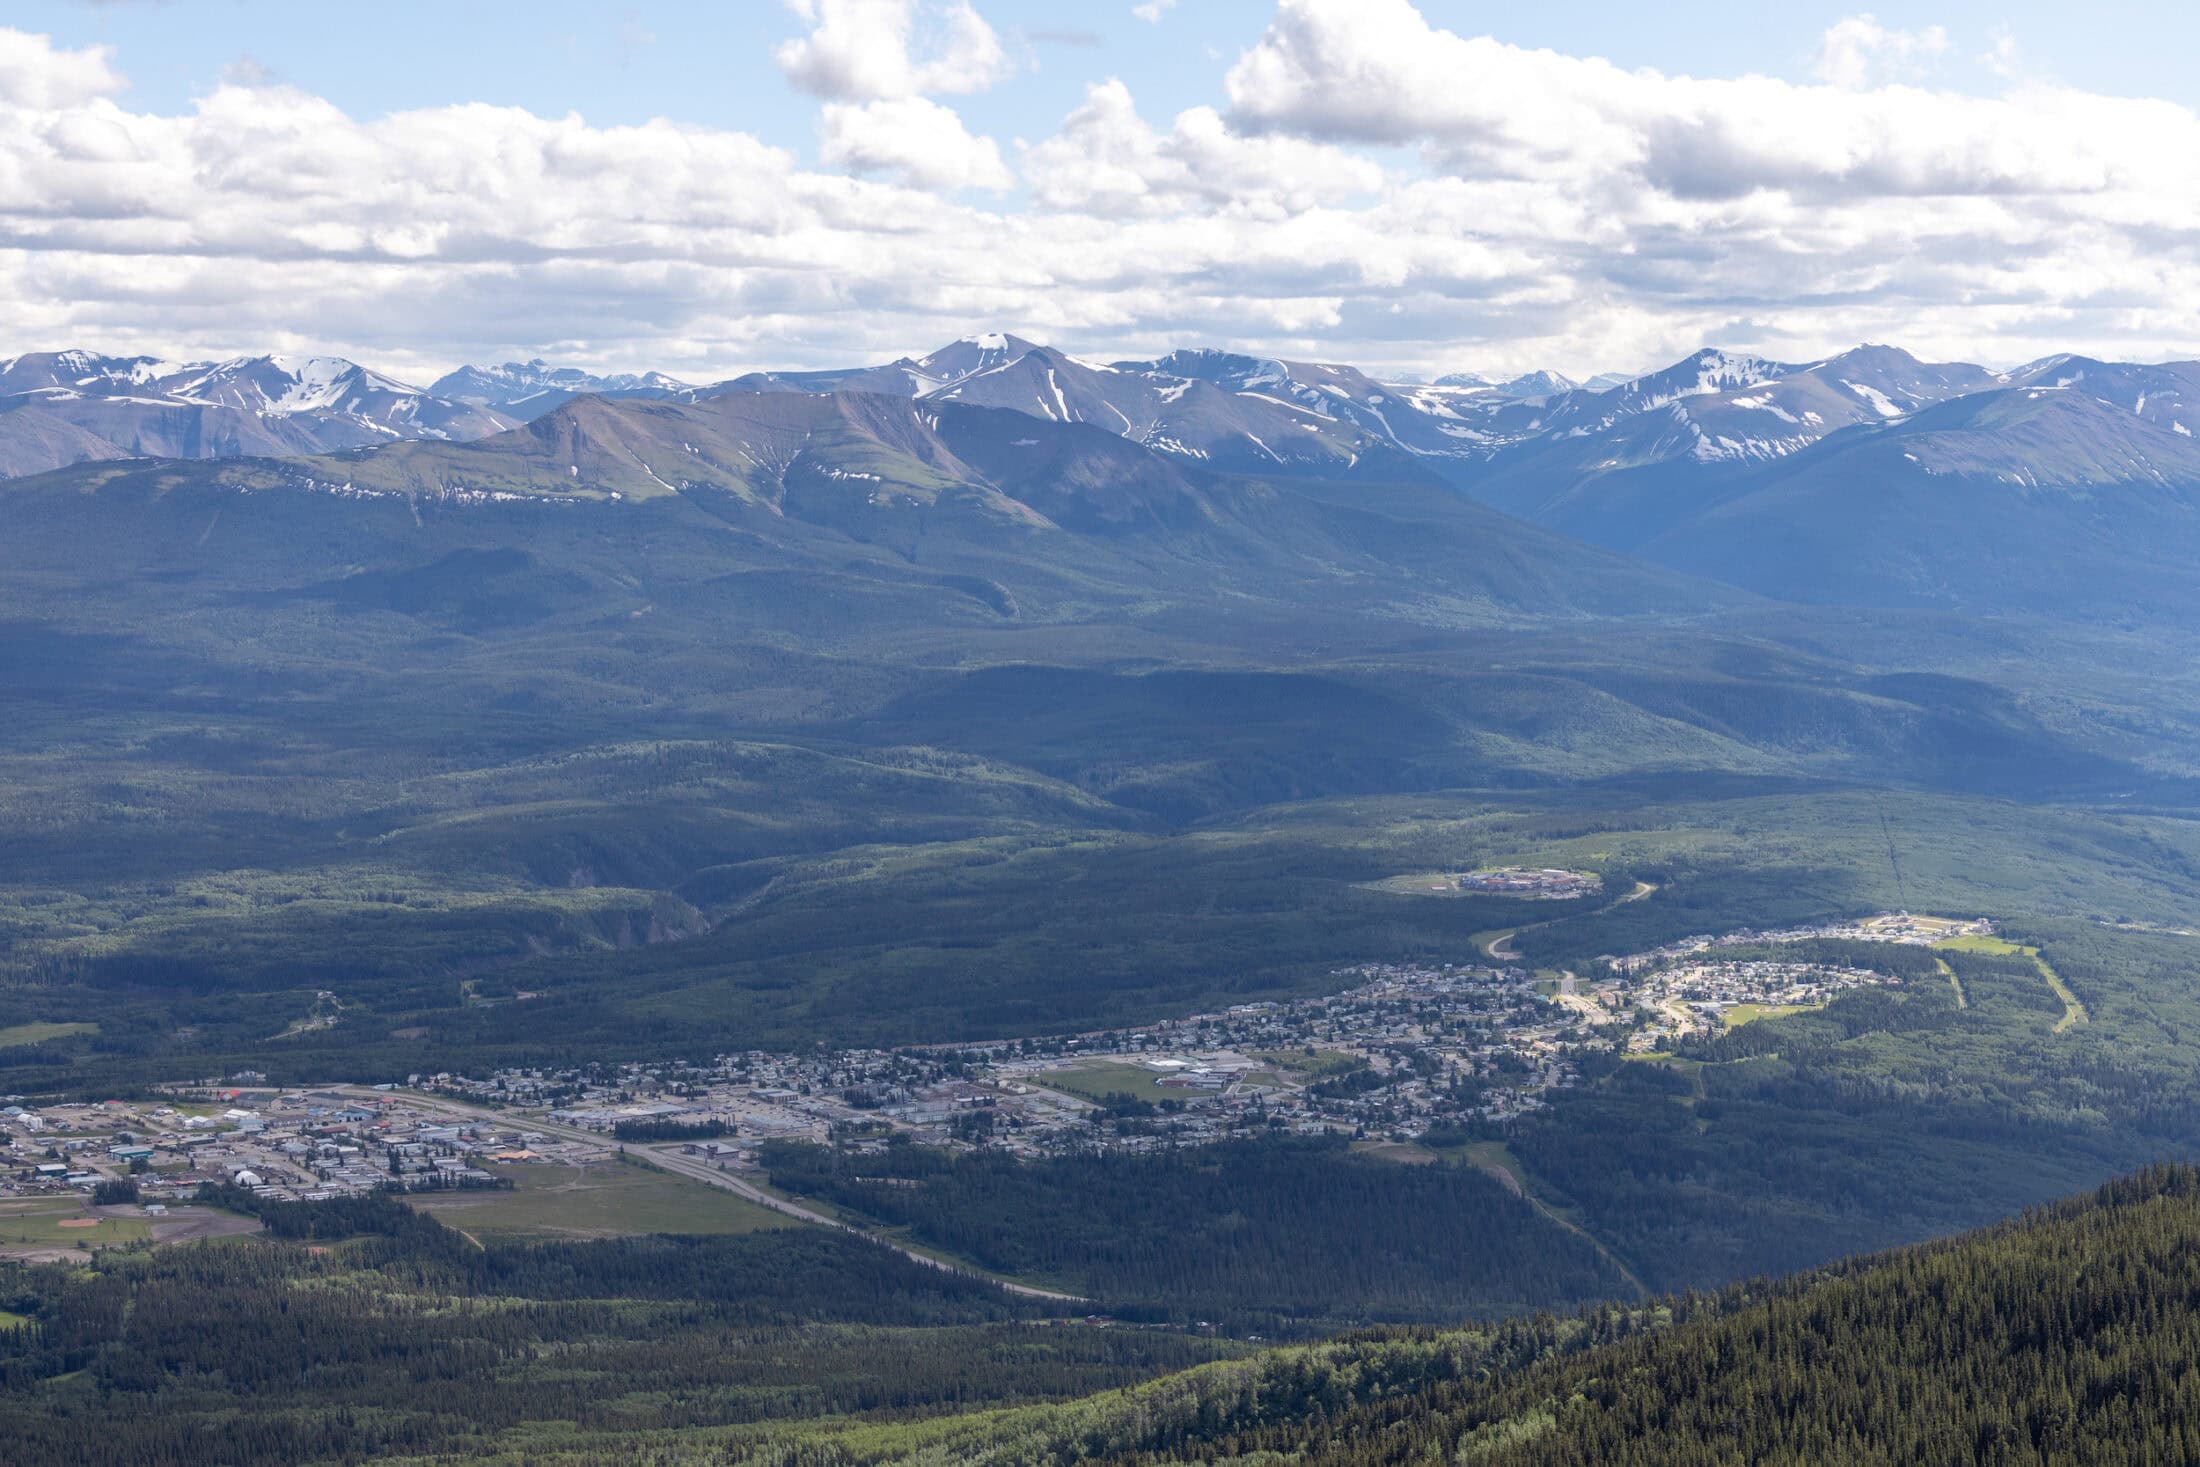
5, 10, 2200, 384
776, 0, 1009, 100
1814, 14, 1948, 89
1132, 0, 1178, 22
1021, 78, 1380, 215
0, 25, 121, 108
1980, 26, 2022, 81
819, 95, 1012, 189
1224, 2, 2197, 205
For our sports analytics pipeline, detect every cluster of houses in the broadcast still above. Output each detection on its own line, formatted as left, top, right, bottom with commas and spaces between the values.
0, 1084, 611, 1206
1456, 867, 1602, 899
422, 958, 1597, 1157
0, 911, 1979, 1220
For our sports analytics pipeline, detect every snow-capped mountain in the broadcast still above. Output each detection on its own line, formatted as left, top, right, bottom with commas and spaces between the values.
1457, 344, 2003, 517
0, 350, 516, 478
0, 350, 184, 397
1097, 347, 1473, 462
17, 333, 2200, 561
430, 360, 695, 421
1433, 368, 1580, 399
1997, 355, 2200, 438
161, 356, 511, 439
713, 333, 1046, 399
922, 342, 1434, 481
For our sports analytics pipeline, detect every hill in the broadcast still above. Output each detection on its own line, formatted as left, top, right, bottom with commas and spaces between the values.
719, 1163, 2200, 1464
23, 1160, 2200, 1464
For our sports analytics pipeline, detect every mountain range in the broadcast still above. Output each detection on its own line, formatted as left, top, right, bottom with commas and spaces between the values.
22, 383, 1720, 640
0, 351, 516, 475
11, 330, 2200, 616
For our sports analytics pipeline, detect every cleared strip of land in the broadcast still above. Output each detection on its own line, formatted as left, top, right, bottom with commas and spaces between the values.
1934, 934, 2084, 1031
2040, 957, 2088, 1032
1935, 956, 1968, 1009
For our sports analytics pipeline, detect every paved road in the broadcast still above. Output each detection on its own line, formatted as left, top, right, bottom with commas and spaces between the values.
1478, 880, 1658, 964
336, 1085, 1087, 1303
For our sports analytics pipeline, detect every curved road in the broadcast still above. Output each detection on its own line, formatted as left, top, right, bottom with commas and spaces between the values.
1479, 879, 1657, 964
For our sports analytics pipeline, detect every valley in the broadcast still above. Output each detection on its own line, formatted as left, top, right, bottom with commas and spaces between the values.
7, 329, 2200, 1461
14, 0, 2200, 1457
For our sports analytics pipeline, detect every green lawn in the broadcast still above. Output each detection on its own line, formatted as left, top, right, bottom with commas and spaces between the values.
405, 1158, 795, 1242
1721, 1002, 1819, 1030
0, 1022, 96, 1049
1034, 1060, 1206, 1105
1361, 872, 1476, 897
0, 1200, 151, 1250
1252, 1047, 1363, 1080
1935, 934, 2029, 955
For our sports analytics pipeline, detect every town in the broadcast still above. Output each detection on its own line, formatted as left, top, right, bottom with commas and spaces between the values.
0, 914, 1976, 1238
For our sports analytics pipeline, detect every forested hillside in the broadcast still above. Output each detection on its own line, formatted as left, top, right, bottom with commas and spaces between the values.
758, 1136, 1634, 1333
651, 1164, 2200, 1465
30, 1162, 2200, 1464
0, 1188, 1240, 1467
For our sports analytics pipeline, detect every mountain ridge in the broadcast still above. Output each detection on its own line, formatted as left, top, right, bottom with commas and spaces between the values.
0, 349, 515, 478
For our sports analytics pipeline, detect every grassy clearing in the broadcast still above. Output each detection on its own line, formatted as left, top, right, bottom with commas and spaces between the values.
1721, 1003, 1819, 1030
0, 1021, 95, 1048
1254, 1048, 1362, 1079
1361, 873, 1475, 897
1456, 1140, 1531, 1193
0, 1200, 152, 1250
1936, 934, 2028, 955
1033, 1060, 1197, 1105
405, 1158, 794, 1242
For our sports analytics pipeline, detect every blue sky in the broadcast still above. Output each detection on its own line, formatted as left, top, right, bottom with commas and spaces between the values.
23, 2, 2200, 157
3, 2, 2198, 381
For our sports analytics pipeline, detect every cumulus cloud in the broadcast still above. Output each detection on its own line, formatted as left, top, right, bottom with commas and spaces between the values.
1814, 15, 1948, 89
0, 25, 120, 108
5, 8, 2200, 383
819, 95, 1012, 189
1020, 78, 1380, 215
1220, 0, 2161, 203
776, 0, 1009, 100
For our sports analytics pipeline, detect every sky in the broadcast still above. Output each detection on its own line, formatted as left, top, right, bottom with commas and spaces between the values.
4, 0, 2200, 382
